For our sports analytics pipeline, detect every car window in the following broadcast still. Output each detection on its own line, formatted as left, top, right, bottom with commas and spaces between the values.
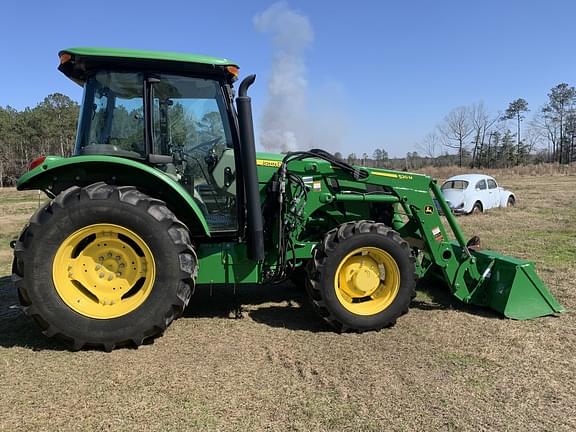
487, 179, 498, 189
476, 180, 487, 190
441, 180, 469, 190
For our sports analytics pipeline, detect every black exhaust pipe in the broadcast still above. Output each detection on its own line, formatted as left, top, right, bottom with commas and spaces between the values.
237, 75, 265, 261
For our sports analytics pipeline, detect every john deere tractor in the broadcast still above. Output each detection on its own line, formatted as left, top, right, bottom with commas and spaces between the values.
11, 48, 564, 350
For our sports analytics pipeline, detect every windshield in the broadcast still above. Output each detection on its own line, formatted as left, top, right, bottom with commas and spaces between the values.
76, 72, 145, 158
441, 180, 469, 190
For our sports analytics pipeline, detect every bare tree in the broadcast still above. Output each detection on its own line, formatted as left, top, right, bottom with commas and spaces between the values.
470, 102, 499, 167
531, 110, 559, 162
522, 125, 543, 157
543, 83, 576, 163
438, 106, 473, 167
567, 111, 576, 163
417, 132, 440, 159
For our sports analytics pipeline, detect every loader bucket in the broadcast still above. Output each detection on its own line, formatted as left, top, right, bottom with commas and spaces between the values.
470, 250, 566, 320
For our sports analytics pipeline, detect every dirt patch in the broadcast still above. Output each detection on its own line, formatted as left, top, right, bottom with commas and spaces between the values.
0, 179, 575, 431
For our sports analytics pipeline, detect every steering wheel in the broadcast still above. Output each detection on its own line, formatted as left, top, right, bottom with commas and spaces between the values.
187, 137, 222, 153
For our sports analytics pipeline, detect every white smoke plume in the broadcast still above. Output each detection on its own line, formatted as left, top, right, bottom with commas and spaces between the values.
254, 2, 342, 153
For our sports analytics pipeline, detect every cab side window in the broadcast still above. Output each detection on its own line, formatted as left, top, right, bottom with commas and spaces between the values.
151, 75, 237, 232
476, 180, 487, 190
487, 179, 498, 189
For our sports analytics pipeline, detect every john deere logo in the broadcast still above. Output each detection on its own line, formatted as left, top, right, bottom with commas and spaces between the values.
424, 205, 434, 214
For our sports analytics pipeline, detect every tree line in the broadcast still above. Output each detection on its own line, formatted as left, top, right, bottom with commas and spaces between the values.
0, 93, 79, 187
341, 82, 576, 170
418, 82, 576, 167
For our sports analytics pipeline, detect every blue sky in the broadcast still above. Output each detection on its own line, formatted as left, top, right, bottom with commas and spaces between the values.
1, 0, 575, 156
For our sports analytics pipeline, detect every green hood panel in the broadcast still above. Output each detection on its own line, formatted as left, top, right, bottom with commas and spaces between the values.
255, 151, 283, 162
17, 155, 210, 236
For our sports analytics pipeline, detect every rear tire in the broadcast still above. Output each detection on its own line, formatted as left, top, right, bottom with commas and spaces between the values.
506, 196, 516, 207
307, 221, 416, 332
12, 182, 197, 351
471, 201, 483, 214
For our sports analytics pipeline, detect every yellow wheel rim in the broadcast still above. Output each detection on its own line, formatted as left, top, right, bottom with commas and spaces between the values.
334, 247, 400, 316
52, 223, 156, 319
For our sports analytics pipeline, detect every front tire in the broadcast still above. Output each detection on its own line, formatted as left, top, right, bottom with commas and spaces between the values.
12, 183, 197, 351
307, 221, 416, 332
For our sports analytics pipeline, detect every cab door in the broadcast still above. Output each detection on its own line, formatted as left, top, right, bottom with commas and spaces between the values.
150, 74, 238, 232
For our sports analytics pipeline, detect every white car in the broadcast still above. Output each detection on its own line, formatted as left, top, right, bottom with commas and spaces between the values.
440, 174, 516, 214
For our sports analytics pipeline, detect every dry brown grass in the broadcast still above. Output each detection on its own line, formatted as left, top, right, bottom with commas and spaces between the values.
0, 179, 575, 432
416, 162, 576, 180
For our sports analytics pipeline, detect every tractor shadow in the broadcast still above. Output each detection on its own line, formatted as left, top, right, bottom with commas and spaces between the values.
412, 278, 501, 320
0, 276, 331, 351
185, 282, 334, 332
0, 276, 69, 351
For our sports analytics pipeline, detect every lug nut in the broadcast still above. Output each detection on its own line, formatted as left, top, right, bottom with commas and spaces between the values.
95, 264, 101, 270
115, 256, 121, 261
99, 272, 105, 279
108, 274, 114, 281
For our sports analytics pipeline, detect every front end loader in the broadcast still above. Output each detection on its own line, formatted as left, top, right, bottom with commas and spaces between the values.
11, 48, 564, 350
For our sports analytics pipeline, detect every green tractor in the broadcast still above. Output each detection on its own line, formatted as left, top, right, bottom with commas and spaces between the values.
11, 48, 564, 350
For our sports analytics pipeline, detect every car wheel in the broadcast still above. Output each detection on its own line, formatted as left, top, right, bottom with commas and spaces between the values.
471, 202, 483, 214
507, 196, 516, 207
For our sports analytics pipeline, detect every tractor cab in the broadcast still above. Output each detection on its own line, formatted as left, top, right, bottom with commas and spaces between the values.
60, 48, 241, 231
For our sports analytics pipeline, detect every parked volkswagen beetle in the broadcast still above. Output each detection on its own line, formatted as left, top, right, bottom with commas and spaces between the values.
440, 174, 515, 214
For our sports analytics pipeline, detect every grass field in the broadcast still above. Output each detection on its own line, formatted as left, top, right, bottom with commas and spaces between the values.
0, 176, 575, 431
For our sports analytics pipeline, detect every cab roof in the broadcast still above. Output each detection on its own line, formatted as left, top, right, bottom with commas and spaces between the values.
60, 47, 237, 67
58, 47, 239, 85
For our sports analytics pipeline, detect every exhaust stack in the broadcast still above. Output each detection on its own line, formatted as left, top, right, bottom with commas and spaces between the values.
236, 75, 265, 261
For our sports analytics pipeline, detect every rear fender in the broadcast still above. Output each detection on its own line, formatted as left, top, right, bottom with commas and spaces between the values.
17, 155, 210, 237
499, 192, 515, 207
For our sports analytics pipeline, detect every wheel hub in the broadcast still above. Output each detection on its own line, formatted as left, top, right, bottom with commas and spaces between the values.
334, 246, 401, 316
341, 256, 381, 297
53, 224, 155, 319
